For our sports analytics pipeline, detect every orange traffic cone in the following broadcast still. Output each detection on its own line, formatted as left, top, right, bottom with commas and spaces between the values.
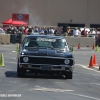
88, 56, 94, 68
78, 43, 80, 49
93, 54, 98, 66
92, 44, 95, 49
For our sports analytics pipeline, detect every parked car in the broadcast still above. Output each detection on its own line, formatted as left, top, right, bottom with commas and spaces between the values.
17, 35, 75, 79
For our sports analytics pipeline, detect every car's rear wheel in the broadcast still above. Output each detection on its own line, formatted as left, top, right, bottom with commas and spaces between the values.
17, 64, 25, 77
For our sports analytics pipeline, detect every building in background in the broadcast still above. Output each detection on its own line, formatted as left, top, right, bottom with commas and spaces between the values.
0, 0, 100, 28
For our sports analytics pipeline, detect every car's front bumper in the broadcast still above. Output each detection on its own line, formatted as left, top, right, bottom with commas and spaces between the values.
19, 63, 74, 71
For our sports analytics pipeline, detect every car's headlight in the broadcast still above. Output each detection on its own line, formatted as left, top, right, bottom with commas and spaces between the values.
64, 59, 70, 64
21, 52, 24, 55
23, 57, 29, 62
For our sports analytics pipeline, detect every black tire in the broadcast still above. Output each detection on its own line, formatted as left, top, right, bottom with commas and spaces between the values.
17, 64, 25, 77
62, 71, 73, 79
67, 71, 73, 79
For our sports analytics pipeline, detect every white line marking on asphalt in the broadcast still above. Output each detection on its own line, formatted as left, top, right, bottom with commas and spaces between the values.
2, 45, 14, 46
9, 62, 16, 64
9, 81, 17, 83
76, 64, 100, 73
0, 68, 12, 71
74, 52, 95, 54
75, 57, 89, 59
4, 56, 16, 59
9, 90, 17, 92
19, 84, 29, 87
66, 92, 100, 100
73, 53, 79, 54
74, 71, 100, 76
35, 86, 41, 88
75, 83, 100, 85
30, 87, 74, 92
86, 65, 99, 70
12, 51, 16, 52
30, 87, 99, 100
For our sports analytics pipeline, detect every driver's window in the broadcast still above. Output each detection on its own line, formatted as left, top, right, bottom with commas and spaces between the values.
23, 38, 30, 47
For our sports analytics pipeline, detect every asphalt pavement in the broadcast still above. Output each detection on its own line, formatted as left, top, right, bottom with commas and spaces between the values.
0, 44, 100, 100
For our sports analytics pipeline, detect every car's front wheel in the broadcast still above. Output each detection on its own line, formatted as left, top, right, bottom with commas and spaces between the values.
67, 71, 73, 79
17, 64, 25, 77
63, 71, 73, 79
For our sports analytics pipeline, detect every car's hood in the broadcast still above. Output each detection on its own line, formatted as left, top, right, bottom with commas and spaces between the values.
21, 48, 73, 58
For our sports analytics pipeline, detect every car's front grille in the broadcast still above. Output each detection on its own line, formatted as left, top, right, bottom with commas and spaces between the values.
20, 57, 74, 65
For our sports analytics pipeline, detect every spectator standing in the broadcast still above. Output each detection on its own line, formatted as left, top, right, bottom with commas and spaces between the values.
34, 30, 39, 35
54, 27, 61, 36
73, 27, 80, 37
34, 26, 39, 32
90, 28, 96, 38
12, 26, 18, 35
19, 25, 25, 34
96, 34, 100, 47
50, 28, 55, 35
16, 30, 22, 43
24, 27, 29, 35
11, 25, 14, 30
7, 26, 12, 34
28, 26, 33, 35
48, 27, 53, 35
67, 27, 72, 36
54, 28, 58, 36
10, 26, 18, 43
12, 26, 18, 34
0, 25, 5, 34
44, 27, 48, 35
40, 27, 44, 35
81, 27, 87, 37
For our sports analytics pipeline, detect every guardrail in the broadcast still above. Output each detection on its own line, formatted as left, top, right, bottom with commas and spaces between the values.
0, 34, 96, 47
65, 36, 95, 47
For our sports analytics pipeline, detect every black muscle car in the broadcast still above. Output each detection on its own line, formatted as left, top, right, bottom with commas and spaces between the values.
17, 35, 75, 79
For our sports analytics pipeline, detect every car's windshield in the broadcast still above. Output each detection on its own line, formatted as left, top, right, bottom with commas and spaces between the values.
23, 37, 68, 49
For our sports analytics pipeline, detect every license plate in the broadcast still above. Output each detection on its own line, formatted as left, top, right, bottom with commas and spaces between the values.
41, 65, 51, 70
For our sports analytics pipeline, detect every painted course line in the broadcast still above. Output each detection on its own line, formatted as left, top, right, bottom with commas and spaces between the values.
73, 51, 95, 53
75, 64, 100, 76
76, 64, 100, 73
75, 56, 90, 59
4, 56, 16, 59
30, 87, 100, 100
9, 90, 17, 92
9, 62, 16, 64
30, 87, 74, 92
75, 83, 100, 86
74, 71, 100, 76
66, 92, 100, 100
0, 67, 13, 71
9, 81, 17, 83
19, 84, 29, 87
12, 51, 16, 53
